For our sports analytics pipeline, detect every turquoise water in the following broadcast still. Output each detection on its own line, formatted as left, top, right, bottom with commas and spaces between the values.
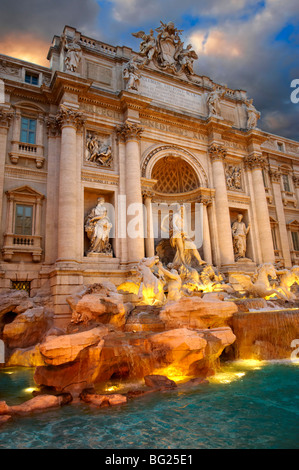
0, 361, 299, 449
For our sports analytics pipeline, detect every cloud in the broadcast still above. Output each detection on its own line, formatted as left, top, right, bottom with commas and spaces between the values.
0, 0, 100, 41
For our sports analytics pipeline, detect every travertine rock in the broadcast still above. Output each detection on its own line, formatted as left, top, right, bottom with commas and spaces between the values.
3, 307, 53, 349
39, 326, 108, 366
159, 297, 238, 329
7, 344, 45, 367
144, 375, 177, 389
0, 394, 72, 416
68, 293, 126, 327
0, 290, 29, 320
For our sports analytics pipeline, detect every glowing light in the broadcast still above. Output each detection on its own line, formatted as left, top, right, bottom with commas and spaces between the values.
210, 370, 246, 384
24, 387, 37, 393
153, 366, 191, 383
2, 371, 14, 375
105, 385, 119, 393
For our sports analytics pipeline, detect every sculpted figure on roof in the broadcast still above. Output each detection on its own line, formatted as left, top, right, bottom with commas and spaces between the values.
132, 21, 198, 77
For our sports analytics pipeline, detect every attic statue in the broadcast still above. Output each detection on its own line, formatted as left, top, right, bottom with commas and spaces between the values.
85, 198, 112, 255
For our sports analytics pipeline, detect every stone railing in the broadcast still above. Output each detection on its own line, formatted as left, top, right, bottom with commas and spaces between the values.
9, 141, 44, 168
2, 233, 42, 262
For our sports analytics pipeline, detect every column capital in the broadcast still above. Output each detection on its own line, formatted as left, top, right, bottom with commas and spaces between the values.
244, 153, 267, 170
46, 116, 61, 137
208, 144, 227, 162
56, 105, 85, 131
198, 195, 212, 206
269, 168, 282, 183
115, 121, 143, 142
142, 189, 155, 199
0, 108, 13, 128
293, 175, 299, 188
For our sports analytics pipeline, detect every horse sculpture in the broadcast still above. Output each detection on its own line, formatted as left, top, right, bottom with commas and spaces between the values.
230, 263, 288, 300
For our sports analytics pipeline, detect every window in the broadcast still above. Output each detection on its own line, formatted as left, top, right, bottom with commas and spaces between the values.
277, 142, 284, 152
282, 174, 291, 192
291, 231, 299, 251
20, 117, 36, 144
15, 204, 33, 235
11, 281, 31, 294
25, 71, 39, 86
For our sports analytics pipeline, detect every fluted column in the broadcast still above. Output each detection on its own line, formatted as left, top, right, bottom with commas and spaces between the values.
244, 154, 274, 264
209, 144, 234, 265
0, 109, 13, 226
201, 199, 212, 265
270, 169, 292, 267
143, 190, 155, 258
116, 121, 144, 263
56, 106, 85, 263
44, 117, 60, 264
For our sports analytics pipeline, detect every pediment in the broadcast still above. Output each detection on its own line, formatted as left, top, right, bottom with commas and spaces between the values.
6, 185, 44, 199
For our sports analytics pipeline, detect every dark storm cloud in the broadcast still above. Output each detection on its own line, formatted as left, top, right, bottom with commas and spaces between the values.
0, 0, 100, 41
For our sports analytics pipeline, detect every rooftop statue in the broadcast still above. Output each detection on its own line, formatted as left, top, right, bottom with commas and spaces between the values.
245, 98, 261, 130
64, 38, 82, 73
207, 85, 226, 117
132, 21, 198, 77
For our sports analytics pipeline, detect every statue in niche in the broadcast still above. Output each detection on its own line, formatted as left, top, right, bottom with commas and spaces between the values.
161, 206, 206, 269
86, 134, 112, 167
226, 165, 242, 191
64, 39, 82, 72
85, 198, 113, 255
207, 85, 226, 117
245, 98, 261, 130
231, 214, 250, 261
123, 57, 141, 91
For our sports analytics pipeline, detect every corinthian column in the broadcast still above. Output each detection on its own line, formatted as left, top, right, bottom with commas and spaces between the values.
270, 169, 292, 267
209, 144, 234, 265
143, 190, 155, 258
244, 154, 274, 264
116, 121, 144, 263
56, 106, 85, 263
0, 109, 13, 224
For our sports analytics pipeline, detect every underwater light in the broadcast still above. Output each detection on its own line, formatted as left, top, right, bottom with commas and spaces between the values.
24, 387, 37, 393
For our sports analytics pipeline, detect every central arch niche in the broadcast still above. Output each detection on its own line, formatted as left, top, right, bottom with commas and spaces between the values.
151, 157, 200, 194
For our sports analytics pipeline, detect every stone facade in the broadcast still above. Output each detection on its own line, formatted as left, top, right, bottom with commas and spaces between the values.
1, 24, 299, 326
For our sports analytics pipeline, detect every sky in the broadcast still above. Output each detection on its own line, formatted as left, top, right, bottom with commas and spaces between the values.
0, 0, 299, 141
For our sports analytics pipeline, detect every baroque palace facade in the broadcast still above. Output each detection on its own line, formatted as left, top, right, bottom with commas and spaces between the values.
0, 23, 299, 326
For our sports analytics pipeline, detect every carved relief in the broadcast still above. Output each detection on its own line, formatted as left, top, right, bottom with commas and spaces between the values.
132, 21, 198, 77
85, 133, 112, 168
0, 60, 21, 77
225, 164, 242, 191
